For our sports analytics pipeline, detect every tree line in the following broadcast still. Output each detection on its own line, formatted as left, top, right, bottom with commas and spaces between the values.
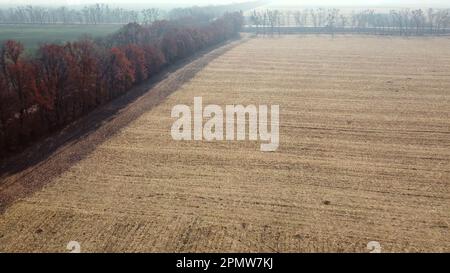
0, 4, 144, 24
168, 1, 266, 22
0, 12, 244, 157
0, 1, 264, 25
248, 8, 450, 36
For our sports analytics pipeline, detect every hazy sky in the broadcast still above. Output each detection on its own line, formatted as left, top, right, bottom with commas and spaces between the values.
1, 0, 450, 7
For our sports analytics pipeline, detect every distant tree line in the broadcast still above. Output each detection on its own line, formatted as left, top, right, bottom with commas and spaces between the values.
168, 1, 266, 22
0, 12, 244, 156
248, 8, 450, 36
0, 1, 264, 25
0, 4, 143, 24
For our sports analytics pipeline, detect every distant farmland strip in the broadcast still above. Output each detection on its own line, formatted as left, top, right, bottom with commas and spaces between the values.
0, 24, 123, 50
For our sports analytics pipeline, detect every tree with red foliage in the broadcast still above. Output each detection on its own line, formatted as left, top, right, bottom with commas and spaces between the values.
35, 43, 75, 126
65, 40, 100, 112
109, 23, 146, 47
160, 32, 179, 63
0, 66, 8, 151
104, 47, 135, 99
187, 28, 208, 51
175, 30, 196, 58
143, 45, 165, 77
123, 44, 147, 83
150, 20, 175, 37
0, 40, 37, 130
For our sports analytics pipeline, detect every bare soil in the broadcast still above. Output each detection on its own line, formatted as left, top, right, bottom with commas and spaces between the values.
0, 35, 449, 252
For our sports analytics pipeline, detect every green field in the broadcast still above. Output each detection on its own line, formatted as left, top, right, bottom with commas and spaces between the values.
0, 24, 124, 52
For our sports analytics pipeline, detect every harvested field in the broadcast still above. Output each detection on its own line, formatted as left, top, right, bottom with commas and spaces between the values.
0, 35, 449, 252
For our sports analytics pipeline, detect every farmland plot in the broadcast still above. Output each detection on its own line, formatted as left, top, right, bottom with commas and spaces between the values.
0, 35, 449, 252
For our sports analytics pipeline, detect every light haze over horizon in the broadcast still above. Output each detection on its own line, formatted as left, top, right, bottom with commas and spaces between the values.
0, 0, 449, 8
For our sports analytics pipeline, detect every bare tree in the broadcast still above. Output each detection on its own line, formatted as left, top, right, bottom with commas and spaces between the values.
412, 9, 425, 35
401, 9, 411, 36
142, 8, 160, 25
391, 10, 403, 35
326, 9, 339, 37
435, 10, 450, 34
310, 9, 318, 29
294, 11, 302, 27
250, 10, 263, 35
317, 8, 326, 27
427, 8, 436, 33
340, 14, 347, 29
266, 9, 280, 36
285, 10, 292, 27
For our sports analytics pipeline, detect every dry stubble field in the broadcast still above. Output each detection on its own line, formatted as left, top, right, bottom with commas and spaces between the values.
0, 35, 449, 252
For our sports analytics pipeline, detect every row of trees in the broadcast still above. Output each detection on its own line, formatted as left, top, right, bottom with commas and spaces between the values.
168, 1, 266, 22
0, 4, 159, 25
248, 8, 450, 36
0, 1, 264, 25
0, 12, 244, 156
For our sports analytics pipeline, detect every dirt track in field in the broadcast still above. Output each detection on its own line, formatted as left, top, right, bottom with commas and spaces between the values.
0, 35, 449, 252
